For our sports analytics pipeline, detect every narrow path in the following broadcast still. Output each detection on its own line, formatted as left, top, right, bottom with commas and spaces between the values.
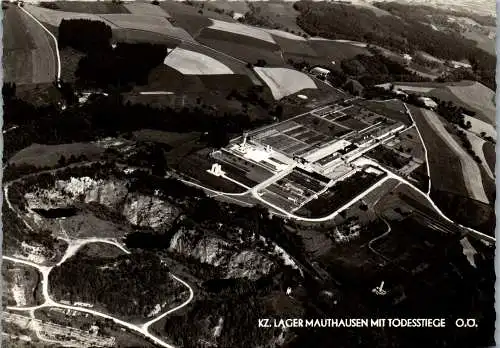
4, 238, 194, 348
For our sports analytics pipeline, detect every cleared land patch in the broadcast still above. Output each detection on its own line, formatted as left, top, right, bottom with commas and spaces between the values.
446, 82, 496, 125
463, 115, 496, 139
421, 109, 489, 203
165, 12, 212, 37
52, 1, 129, 14
179, 42, 254, 77
164, 47, 234, 75
24, 4, 116, 27
3, 7, 35, 84
254, 67, 317, 100
408, 106, 467, 196
248, 1, 307, 35
101, 14, 193, 42
208, 0, 250, 14
272, 35, 317, 57
465, 131, 494, 180
196, 37, 284, 66
308, 39, 371, 64
123, 2, 171, 17
265, 29, 307, 41
208, 19, 276, 44
113, 29, 182, 45
483, 142, 495, 174
9, 143, 104, 168
4, 7, 57, 84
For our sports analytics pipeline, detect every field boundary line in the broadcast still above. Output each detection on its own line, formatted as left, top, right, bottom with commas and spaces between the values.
19, 4, 61, 83
404, 103, 431, 195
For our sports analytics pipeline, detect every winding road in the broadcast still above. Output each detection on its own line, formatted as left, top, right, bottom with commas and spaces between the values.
4, 238, 194, 348
179, 102, 495, 244
3, 180, 194, 348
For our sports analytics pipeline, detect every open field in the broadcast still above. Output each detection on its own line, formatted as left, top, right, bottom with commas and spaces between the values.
483, 142, 495, 174
408, 106, 467, 196
101, 14, 194, 41
254, 67, 317, 100
308, 39, 372, 64
266, 29, 307, 41
164, 47, 234, 75
272, 35, 317, 57
462, 29, 495, 55
465, 131, 494, 180
463, 115, 496, 139
9, 143, 104, 168
3, 6, 57, 85
165, 12, 212, 37
207, 0, 250, 15
3, 6, 36, 84
196, 37, 284, 66
123, 2, 171, 17
179, 42, 254, 77
52, 1, 129, 14
247, 1, 307, 35
208, 19, 276, 44
112, 28, 182, 45
25, 4, 193, 42
199, 24, 279, 51
24, 4, 117, 27
159, 0, 235, 21
421, 109, 489, 203
379, 80, 495, 125
445, 82, 496, 125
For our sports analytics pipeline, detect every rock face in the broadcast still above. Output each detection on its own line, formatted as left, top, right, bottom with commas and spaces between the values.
169, 227, 274, 280
123, 194, 178, 230
24, 176, 180, 231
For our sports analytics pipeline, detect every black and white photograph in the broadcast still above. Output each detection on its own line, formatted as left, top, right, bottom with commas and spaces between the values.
1, 0, 497, 347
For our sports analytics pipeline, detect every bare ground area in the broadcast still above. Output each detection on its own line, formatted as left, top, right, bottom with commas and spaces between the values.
421, 109, 489, 204
3, 6, 56, 84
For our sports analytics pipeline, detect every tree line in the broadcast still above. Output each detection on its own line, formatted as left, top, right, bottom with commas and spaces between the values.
293, 1, 495, 89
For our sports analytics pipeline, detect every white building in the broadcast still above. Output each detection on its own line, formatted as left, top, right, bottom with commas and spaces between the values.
310, 67, 330, 79
418, 97, 438, 109
449, 60, 472, 69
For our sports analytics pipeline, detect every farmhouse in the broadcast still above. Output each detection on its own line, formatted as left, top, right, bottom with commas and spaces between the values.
310, 67, 330, 79
418, 96, 438, 109
448, 60, 472, 69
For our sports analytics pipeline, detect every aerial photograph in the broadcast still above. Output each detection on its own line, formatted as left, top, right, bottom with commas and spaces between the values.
1, 0, 496, 347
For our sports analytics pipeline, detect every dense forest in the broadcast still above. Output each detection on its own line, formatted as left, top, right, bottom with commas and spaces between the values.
58, 19, 174, 89
76, 43, 170, 88
49, 251, 186, 318
293, 1, 495, 89
2, 89, 271, 160
59, 19, 112, 52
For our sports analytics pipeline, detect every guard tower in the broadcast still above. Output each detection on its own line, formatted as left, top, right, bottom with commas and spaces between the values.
372, 281, 387, 296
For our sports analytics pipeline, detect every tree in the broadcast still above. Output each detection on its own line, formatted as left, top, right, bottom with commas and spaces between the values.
58, 155, 66, 166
